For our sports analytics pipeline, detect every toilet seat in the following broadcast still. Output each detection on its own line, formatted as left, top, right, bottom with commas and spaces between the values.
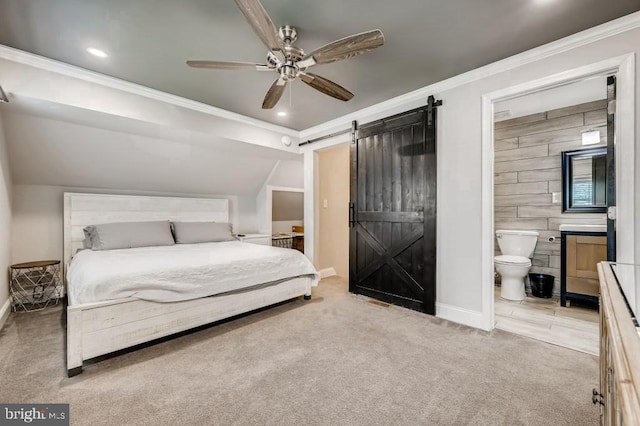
494, 254, 531, 266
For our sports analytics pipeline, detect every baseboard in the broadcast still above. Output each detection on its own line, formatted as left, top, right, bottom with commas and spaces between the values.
0, 298, 10, 332
436, 302, 488, 331
318, 267, 337, 279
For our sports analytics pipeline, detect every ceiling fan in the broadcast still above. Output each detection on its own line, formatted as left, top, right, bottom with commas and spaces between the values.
187, 0, 385, 109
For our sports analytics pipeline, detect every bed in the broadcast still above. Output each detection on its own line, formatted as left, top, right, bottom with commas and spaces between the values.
64, 193, 318, 377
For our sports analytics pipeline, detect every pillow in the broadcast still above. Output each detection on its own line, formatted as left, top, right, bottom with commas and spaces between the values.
84, 221, 175, 250
171, 221, 236, 244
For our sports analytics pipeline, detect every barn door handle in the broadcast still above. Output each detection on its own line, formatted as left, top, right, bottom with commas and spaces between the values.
349, 202, 355, 228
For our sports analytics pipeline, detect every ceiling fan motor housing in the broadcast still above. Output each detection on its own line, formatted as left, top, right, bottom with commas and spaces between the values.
278, 25, 298, 44
280, 64, 297, 81
283, 44, 304, 62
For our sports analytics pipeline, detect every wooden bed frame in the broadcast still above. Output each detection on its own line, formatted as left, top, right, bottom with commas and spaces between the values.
64, 193, 313, 377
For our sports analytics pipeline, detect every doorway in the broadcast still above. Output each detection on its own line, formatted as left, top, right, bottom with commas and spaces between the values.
317, 144, 350, 279
491, 76, 611, 354
271, 189, 304, 252
480, 54, 635, 335
264, 185, 304, 250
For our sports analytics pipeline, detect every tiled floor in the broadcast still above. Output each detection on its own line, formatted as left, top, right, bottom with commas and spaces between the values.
494, 286, 599, 355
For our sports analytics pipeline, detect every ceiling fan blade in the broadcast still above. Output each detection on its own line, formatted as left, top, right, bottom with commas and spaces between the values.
187, 60, 271, 71
298, 29, 384, 68
234, 0, 283, 53
299, 72, 354, 102
262, 78, 288, 109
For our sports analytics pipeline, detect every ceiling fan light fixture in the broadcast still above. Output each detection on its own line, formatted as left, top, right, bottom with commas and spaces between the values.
87, 47, 108, 58
187, 0, 384, 109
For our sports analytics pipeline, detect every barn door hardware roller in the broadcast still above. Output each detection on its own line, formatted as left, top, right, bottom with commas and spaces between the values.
426, 95, 442, 127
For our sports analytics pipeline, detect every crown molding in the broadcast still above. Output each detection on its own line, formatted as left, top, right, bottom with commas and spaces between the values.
0, 45, 299, 137
299, 11, 640, 139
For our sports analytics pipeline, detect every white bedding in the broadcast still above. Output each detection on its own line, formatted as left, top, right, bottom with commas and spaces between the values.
67, 241, 319, 305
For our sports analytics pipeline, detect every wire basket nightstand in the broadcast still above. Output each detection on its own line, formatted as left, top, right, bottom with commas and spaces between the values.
9, 260, 62, 312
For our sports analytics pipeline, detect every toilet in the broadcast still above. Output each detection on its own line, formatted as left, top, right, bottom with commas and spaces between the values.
495, 229, 539, 301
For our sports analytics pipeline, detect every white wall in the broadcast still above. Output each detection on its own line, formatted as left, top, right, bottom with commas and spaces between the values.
237, 195, 258, 233
10, 184, 244, 264
302, 20, 640, 327
0, 112, 13, 323
494, 75, 607, 120
267, 160, 304, 188
2, 111, 287, 197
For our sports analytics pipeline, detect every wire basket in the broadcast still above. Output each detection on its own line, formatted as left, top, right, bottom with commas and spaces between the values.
10, 262, 62, 312
272, 236, 293, 249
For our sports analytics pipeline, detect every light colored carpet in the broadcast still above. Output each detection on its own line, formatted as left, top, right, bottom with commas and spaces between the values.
0, 276, 599, 425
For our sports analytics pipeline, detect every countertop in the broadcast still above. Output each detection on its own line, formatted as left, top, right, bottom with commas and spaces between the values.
559, 224, 607, 232
612, 263, 640, 318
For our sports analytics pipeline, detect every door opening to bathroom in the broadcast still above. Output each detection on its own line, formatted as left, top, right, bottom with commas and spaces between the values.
491, 75, 615, 355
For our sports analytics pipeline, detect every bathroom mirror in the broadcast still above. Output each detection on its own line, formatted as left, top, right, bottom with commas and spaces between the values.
561, 146, 607, 213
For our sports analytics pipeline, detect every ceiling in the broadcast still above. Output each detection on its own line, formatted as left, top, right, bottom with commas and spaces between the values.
1, 0, 639, 130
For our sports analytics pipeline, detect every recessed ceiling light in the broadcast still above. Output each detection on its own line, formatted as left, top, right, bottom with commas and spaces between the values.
86, 47, 108, 58
277, 111, 287, 117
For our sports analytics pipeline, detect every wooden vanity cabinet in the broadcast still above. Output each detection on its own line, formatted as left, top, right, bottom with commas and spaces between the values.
561, 231, 606, 307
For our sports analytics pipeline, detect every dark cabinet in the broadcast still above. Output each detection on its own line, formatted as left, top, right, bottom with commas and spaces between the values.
292, 236, 304, 253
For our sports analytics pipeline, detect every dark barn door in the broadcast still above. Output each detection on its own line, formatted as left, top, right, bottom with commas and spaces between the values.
349, 103, 437, 314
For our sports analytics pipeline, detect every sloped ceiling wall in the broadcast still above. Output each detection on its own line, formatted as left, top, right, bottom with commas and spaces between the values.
3, 110, 291, 196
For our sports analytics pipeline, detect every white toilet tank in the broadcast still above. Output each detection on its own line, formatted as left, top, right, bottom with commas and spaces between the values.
496, 229, 539, 258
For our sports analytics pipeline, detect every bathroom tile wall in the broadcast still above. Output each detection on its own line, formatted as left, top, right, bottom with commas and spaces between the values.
494, 99, 608, 295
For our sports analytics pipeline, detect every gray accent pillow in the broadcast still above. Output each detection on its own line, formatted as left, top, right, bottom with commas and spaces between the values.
171, 221, 236, 244
84, 221, 175, 250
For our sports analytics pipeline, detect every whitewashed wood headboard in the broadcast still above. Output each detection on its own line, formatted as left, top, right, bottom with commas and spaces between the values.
63, 193, 229, 269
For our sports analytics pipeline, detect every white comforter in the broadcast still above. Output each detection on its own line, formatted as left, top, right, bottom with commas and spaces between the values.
67, 241, 319, 305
